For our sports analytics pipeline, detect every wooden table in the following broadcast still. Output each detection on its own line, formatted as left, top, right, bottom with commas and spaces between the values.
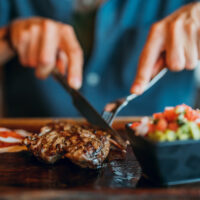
0, 118, 200, 200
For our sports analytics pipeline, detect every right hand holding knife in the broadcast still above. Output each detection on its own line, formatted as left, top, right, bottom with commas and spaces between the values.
0, 17, 83, 90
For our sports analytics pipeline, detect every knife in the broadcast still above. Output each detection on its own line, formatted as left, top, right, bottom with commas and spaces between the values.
52, 69, 126, 149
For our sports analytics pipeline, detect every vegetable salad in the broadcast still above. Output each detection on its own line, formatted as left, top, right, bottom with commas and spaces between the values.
131, 104, 200, 142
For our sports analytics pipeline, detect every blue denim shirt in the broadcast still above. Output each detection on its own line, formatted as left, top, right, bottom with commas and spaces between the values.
1, 0, 198, 117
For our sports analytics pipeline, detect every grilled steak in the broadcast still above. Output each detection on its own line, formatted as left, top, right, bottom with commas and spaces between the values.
24, 122, 111, 168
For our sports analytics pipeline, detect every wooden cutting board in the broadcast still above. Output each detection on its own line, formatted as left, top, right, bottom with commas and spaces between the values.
0, 118, 141, 186
0, 118, 199, 200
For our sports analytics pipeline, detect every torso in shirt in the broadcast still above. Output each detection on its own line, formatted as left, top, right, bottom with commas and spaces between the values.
0, 0, 198, 117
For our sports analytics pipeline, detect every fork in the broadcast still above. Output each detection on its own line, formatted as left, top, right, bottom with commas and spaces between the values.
102, 68, 168, 125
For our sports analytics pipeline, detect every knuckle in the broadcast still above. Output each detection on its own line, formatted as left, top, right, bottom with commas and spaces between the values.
169, 22, 178, 35
185, 65, 195, 70
171, 18, 182, 28
151, 22, 163, 32
167, 57, 185, 71
18, 31, 28, 44
70, 47, 83, 57
30, 24, 39, 32
168, 17, 183, 34
42, 19, 55, 30
61, 24, 74, 34
168, 63, 184, 71
39, 55, 52, 66
149, 22, 163, 36
185, 60, 197, 70
184, 22, 196, 35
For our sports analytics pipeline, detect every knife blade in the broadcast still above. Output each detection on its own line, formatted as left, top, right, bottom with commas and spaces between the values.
52, 69, 126, 149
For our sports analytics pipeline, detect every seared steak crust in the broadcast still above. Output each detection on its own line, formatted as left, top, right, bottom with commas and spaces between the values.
24, 122, 110, 168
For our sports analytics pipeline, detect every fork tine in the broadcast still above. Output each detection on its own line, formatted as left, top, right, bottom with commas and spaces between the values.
102, 111, 110, 121
102, 111, 115, 125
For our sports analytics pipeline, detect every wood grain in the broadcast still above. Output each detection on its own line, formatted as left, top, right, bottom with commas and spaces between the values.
0, 117, 140, 131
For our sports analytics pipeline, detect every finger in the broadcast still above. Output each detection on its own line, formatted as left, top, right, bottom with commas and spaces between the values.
151, 54, 165, 77
0, 27, 8, 39
27, 25, 40, 68
10, 20, 25, 50
16, 30, 30, 66
56, 50, 68, 75
0, 27, 15, 64
0, 40, 15, 65
130, 23, 165, 94
166, 20, 185, 71
36, 20, 59, 79
198, 29, 200, 60
60, 25, 83, 89
184, 22, 198, 70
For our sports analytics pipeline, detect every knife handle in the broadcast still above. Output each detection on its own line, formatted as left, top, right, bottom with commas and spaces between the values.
52, 68, 74, 94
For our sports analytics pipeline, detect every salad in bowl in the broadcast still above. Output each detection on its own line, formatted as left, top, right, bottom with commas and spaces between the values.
131, 104, 200, 142
127, 104, 200, 186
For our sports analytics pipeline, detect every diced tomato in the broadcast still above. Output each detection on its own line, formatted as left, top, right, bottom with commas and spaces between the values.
155, 118, 168, 132
185, 109, 200, 121
0, 131, 23, 139
153, 112, 163, 120
148, 123, 155, 133
163, 108, 177, 122
131, 122, 140, 129
168, 122, 179, 131
176, 104, 192, 112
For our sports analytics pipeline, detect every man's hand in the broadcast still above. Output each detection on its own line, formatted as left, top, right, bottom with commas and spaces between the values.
131, 2, 200, 94
1, 17, 83, 89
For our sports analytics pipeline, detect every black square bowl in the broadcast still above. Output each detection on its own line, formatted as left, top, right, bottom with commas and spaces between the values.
126, 123, 200, 186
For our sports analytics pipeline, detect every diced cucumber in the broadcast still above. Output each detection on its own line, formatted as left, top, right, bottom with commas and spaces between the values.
188, 122, 200, 140
165, 130, 176, 141
153, 131, 167, 142
178, 132, 190, 140
175, 106, 186, 114
177, 114, 187, 126
148, 120, 200, 142
176, 124, 190, 140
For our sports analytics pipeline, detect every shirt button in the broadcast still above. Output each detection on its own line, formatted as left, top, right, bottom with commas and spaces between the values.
86, 72, 100, 87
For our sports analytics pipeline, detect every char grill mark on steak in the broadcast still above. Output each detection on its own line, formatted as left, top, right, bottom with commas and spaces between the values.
24, 122, 111, 168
